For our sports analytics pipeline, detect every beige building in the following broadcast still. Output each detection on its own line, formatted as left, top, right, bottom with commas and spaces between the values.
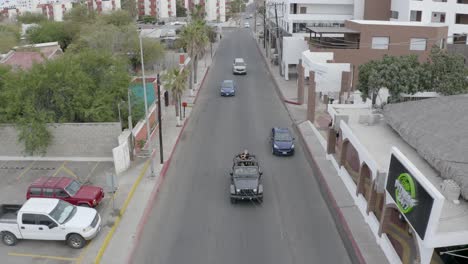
307, 20, 448, 88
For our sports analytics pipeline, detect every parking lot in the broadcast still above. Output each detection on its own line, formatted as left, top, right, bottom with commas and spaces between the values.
0, 160, 115, 263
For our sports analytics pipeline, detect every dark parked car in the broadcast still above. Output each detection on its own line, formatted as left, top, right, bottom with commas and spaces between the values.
229, 152, 263, 203
270, 127, 295, 156
220, 80, 236, 96
27, 177, 104, 207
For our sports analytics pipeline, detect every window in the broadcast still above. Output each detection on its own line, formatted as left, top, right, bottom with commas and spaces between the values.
410, 10, 422, 22
29, 187, 41, 196
55, 189, 69, 198
22, 214, 36, 225
391, 11, 399, 19
37, 215, 54, 226
410, 38, 427, 50
300, 7, 306, 14
372, 37, 389, 49
43, 188, 54, 197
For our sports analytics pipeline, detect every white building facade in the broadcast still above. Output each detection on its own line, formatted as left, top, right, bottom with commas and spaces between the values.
1, 0, 121, 21
391, 0, 468, 44
137, 0, 176, 20
266, 0, 365, 36
186, 0, 226, 22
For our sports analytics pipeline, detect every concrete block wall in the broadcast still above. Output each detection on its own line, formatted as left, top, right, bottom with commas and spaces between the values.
0, 123, 121, 158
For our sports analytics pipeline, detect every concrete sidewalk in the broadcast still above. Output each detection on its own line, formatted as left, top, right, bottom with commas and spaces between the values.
253, 33, 389, 264
87, 42, 219, 264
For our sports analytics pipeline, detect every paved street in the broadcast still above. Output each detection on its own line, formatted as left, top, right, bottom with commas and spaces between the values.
132, 29, 352, 264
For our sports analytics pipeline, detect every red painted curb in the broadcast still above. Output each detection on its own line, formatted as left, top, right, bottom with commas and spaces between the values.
126, 117, 190, 264
126, 59, 212, 264
295, 123, 366, 264
284, 99, 301, 105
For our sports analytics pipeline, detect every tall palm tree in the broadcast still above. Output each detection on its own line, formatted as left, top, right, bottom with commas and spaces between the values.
162, 67, 189, 126
179, 20, 209, 91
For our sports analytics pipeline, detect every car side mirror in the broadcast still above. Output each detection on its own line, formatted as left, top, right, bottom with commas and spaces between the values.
259, 171, 263, 176
229, 172, 233, 176
293, 137, 296, 140
48, 222, 57, 229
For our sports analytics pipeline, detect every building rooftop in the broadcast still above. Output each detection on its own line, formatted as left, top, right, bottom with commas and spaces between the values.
350, 20, 449, 27
0, 41, 62, 70
330, 99, 468, 239
306, 27, 360, 34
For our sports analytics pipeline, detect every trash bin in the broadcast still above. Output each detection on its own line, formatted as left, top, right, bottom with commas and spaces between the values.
164, 91, 169, 107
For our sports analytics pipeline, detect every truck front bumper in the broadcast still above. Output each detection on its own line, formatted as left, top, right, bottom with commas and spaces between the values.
230, 193, 263, 200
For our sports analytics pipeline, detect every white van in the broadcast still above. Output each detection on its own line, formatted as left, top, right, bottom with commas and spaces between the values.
232, 58, 247, 75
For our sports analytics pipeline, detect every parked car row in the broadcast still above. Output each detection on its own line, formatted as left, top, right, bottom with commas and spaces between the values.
1, 177, 104, 249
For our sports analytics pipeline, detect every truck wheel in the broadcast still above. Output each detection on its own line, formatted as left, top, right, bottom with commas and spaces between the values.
230, 197, 237, 204
67, 234, 86, 249
2, 232, 17, 246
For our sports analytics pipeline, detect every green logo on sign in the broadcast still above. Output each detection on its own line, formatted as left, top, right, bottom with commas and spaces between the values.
395, 173, 417, 213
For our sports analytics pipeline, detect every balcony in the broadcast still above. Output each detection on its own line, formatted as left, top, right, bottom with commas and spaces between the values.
306, 26, 360, 50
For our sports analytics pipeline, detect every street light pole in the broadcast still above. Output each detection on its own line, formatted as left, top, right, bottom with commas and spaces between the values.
157, 74, 164, 164
127, 87, 134, 161
139, 32, 155, 177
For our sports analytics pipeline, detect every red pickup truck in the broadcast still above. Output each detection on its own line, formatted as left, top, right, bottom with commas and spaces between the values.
26, 177, 104, 208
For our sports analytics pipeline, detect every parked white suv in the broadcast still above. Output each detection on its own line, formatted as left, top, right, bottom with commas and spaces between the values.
233, 58, 247, 75
0, 198, 101, 249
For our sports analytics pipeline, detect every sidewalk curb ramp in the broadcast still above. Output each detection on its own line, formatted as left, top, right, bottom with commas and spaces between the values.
255, 36, 366, 264
125, 63, 212, 264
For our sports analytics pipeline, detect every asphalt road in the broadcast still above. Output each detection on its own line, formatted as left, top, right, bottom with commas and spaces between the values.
132, 29, 352, 264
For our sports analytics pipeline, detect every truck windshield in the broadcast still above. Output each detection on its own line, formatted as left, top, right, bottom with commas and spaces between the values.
49, 200, 77, 224
65, 180, 82, 196
234, 167, 258, 178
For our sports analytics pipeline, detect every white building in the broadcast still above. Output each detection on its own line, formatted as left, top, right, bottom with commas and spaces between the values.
137, 0, 176, 20
86, 0, 121, 15
185, 0, 226, 22
265, 0, 366, 37
1, 0, 121, 21
391, 0, 468, 44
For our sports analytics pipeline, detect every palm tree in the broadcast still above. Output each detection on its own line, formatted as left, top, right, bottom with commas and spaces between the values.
179, 20, 209, 91
162, 67, 189, 126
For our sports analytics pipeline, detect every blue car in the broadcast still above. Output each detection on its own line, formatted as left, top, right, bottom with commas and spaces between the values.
220, 80, 236, 96
270, 127, 295, 156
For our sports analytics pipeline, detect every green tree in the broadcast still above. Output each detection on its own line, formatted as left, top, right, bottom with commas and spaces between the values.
127, 36, 165, 72
121, 0, 138, 19
100, 10, 133, 27
63, 5, 96, 24
179, 20, 208, 90
176, 1, 187, 17
427, 46, 468, 95
0, 50, 131, 154
141, 15, 156, 24
162, 67, 189, 125
17, 12, 47, 24
0, 24, 20, 53
358, 55, 428, 104
26, 21, 79, 50
228, 0, 245, 22
190, 4, 205, 21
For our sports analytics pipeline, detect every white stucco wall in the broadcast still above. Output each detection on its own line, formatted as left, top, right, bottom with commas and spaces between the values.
302, 50, 350, 93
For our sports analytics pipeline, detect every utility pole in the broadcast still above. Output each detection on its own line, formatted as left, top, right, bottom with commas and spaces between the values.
157, 74, 164, 164
254, 1, 257, 34
263, 0, 266, 49
274, 3, 282, 76
139, 32, 155, 177
127, 88, 134, 161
